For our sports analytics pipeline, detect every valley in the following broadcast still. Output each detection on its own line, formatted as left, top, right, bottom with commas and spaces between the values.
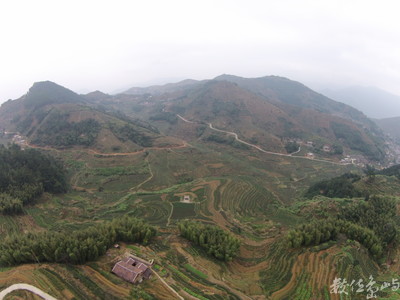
0, 75, 400, 299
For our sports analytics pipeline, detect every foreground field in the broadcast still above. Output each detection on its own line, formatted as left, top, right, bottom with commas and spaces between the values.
2, 136, 397, 299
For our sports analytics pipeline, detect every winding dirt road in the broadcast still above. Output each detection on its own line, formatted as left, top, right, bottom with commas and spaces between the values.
177, 114, 349, 166
0, 283, 57, 300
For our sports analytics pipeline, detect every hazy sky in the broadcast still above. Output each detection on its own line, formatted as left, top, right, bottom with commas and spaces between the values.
1, 0, 400, 103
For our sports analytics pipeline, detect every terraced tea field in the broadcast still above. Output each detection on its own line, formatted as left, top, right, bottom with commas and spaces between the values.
0, 137, 383, 300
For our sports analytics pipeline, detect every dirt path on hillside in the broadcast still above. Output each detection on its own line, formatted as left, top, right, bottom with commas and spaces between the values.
173, 244, 253, 300
166, 202, 174, 227
150, 267, 185, 300
0, 283, 57, 300
130, 158, 154, 191
199, 180, 231, 231
177, 114, 349, 166
25, 141, 189, 156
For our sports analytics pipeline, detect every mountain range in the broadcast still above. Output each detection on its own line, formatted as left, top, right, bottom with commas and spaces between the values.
112, 74, 386, 161
0, 81, 181, 152
0, 75, 390, 162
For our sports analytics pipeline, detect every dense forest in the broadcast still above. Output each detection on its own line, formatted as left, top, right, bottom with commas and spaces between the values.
340, 195, 398, 247
32, 112, 101, 147
0, 144, 67, 214
288, 196, 398, 259
287, 218, 383, 258
305, 172, 362, 199
306, 164, 400, 199
0, 216, 156, 266
178, 220, 240, 261
376, 164, 400, 178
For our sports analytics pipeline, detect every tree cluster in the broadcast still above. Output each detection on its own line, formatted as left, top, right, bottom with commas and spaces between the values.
0, 144, 67, 214
284, 141, 299, 154
331, 144, 343, 155
0, 216, 156, 266
340, 196, 398, 247
0, 193, 23, 215
109, 123, 153, 147
287, 219, 382, 258
178, 220, 240, 261
305, 173, 362, 199
288, 196, 398, 259
32, 112, 101, 147
376, 164, 400, 179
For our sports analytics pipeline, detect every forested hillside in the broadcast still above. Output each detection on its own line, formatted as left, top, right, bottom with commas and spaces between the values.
0, 216, 156, 266
0, 144, 67, 214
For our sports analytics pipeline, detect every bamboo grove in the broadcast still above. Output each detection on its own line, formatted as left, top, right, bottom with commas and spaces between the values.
178, 220, 240, 262
0, 216, 156, 266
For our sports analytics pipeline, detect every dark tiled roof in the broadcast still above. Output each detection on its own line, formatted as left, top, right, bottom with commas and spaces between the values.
112, 257, 152, 283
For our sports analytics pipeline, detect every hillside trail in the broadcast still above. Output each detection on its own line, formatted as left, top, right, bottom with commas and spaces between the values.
0, 283, 57, 300
27, 139, 184, 194
289, 146, 301, 155
130, 157, 154, 191
177, 114, 349, 166
150, 267, 185, 300
173, 244, 253, 300
24, 141, 189, 156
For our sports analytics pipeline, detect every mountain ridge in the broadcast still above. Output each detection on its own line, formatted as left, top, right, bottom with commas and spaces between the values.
0, 76, 389, 162
150, 77, 386, 161
0, 81, 181, 152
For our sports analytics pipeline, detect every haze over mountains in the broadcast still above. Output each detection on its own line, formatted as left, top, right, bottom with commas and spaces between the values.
322, 86, 400, 119
120, 74, 387, 160
1, 74, 395, 163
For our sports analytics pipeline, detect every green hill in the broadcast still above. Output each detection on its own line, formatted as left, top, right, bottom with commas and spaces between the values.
140, 78, 384, 160
24, 81, 85, 108
0, 82, 182, 152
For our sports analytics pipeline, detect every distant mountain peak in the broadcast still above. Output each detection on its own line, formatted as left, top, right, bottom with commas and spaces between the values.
123, 78, 202, 95
214, 74, 291, 82
31, 80, 60, 87
84, 90, 110, 98
24, 81, 84, 108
